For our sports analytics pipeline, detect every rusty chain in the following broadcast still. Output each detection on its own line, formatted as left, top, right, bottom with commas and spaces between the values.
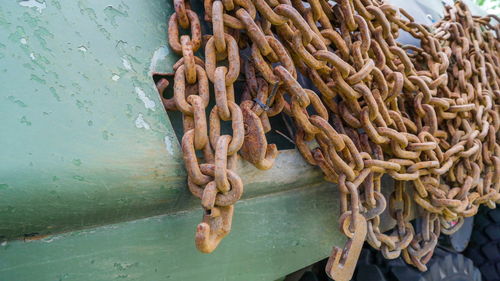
162, 0, 500, 280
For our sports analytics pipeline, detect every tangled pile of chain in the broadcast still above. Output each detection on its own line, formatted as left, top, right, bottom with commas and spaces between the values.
160, 0, 500, 279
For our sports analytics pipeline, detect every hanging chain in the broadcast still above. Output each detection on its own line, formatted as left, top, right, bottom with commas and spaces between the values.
162, 0, 500, 280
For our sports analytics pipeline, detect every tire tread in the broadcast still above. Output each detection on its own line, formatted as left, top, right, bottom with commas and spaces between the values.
466, 205, 500, 281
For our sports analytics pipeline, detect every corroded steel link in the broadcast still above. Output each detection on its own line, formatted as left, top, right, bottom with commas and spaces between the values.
205, 33, 240, 85
164, 0, 500, 279
168, 8, 201, 54
167, 0, 248, 255
212, 0, 227, 53
174, 0, 191, 28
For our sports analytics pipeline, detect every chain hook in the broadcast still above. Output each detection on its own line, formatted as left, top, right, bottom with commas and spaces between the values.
239, 100, 278, 170
195, 205, 234, 253
326, 212, 367, 281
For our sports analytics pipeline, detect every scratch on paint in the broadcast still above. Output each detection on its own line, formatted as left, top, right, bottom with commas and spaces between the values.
164, 136, 174, 155
122, 58, 132, 70
135, 87, 156, 111
135, 114, 150, 130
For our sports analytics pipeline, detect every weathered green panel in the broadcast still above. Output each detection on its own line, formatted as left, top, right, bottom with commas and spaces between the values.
0, 1, 326, 240
0, 177, 401, 281
0, 0, 182, 238
0, 184, 342, 281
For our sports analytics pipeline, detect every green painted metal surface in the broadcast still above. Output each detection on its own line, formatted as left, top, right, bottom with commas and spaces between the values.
0, 0, 183, 238
0, 184, 343, 281
0, 1, 325, 241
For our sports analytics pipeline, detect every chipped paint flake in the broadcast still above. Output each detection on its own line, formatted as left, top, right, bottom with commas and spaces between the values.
42, 235, 63, 243
135, 87, 156, 111
164, 136, 174, 155
122, 58, 132, 70
30, 53, 35, 60
112, 74, 120, 81
19, 0, 47, 13
20, 38, 27, 45
135, 114, 150, 130
149, 46, 169, 74
78, 46, 88, 52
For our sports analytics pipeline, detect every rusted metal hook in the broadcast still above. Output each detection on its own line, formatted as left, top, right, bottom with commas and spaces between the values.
239, 100, 278, 170
195, 205, 234, 253
326, 212, 367, 281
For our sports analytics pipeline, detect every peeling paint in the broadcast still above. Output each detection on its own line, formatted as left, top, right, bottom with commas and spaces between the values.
19, 0, 47, 13
122, 58, 132, 70
41, 235, 63, 243
135, 114, 150, 130
78, 46, 88, 52
135, 87, 155, 111
164, 136, 174, 155
149, 46, 169, 74
76, 229, 97, 236
1, 0, 195, 245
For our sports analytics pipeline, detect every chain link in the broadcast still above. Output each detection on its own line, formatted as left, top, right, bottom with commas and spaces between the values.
163, 0, 500, 279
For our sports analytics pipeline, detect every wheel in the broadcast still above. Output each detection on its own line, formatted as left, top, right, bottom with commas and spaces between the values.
286, 246, 481, 281
298, 271, 320, 281
465, 205, 500, 281
354, 247, 481, 281
439, 216, 474, 253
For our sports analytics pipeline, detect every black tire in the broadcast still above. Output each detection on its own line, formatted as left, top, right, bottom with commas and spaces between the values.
439, 216, 474, 253
298, 271, 320, 281
287, 246, 481, 281
465, 205, 500, 281
354, 247, 481, 281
